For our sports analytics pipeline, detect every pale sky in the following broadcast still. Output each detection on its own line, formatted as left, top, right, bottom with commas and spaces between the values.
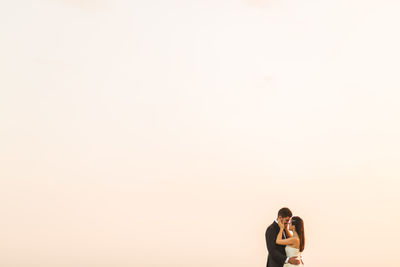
1, 0, 400, 266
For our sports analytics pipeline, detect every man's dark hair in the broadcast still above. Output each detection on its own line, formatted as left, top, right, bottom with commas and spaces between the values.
277, 207, 292, 218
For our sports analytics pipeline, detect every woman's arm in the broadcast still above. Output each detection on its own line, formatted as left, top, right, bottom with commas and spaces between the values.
284, 224, 293, 238
276, 221, 295, 246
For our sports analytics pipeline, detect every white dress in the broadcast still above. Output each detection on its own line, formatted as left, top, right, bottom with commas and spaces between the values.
283, 246, 303, 267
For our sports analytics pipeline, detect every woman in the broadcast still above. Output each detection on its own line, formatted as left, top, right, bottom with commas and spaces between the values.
276, 216, 305, 267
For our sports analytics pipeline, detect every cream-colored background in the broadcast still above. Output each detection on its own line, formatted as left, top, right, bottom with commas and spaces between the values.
1, 0, 399, 266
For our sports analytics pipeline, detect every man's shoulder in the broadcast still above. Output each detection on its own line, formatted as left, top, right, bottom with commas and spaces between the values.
266, 221, 278, 231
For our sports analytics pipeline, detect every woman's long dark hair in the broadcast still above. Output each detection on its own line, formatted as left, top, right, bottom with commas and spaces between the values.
291, 216, 305, 252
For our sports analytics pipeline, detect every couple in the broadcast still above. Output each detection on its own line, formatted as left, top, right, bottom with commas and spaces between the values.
265, 207, 305, 267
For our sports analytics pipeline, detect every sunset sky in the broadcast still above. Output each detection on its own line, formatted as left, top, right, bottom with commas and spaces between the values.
1, 1, 400, 266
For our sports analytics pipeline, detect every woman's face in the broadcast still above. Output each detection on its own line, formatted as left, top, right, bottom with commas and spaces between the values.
288, 221, 295, 231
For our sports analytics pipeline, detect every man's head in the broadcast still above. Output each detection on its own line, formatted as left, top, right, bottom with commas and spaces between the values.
277, 207, 292, 226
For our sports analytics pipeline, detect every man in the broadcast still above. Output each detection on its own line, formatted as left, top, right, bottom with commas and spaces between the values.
265, 207, 302, 267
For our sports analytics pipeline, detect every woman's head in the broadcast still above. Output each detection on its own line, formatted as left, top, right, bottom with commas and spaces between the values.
290, 216, 305, 252
288, 216, 303, 232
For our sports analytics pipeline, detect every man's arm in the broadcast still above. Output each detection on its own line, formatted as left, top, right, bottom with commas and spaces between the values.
265, 226, 287, 265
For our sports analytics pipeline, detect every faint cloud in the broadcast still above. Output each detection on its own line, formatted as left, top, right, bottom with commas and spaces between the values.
247, 0, 270, 8
264, 75, 273, 82
53, 0, 110, 11
34, 58, 69, 68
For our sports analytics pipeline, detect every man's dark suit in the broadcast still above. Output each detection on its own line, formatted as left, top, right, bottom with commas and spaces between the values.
265, 221, 287, 267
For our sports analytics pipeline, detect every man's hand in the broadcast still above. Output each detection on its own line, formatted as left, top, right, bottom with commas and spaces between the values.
288, 256, 301, 265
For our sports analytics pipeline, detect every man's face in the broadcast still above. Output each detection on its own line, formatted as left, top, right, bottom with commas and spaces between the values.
280, 216, 291, 226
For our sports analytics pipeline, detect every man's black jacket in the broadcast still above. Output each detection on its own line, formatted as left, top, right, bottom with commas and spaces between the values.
265, 221, 287, 267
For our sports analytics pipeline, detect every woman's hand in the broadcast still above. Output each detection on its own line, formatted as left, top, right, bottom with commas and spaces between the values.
278, 219, 284, 229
